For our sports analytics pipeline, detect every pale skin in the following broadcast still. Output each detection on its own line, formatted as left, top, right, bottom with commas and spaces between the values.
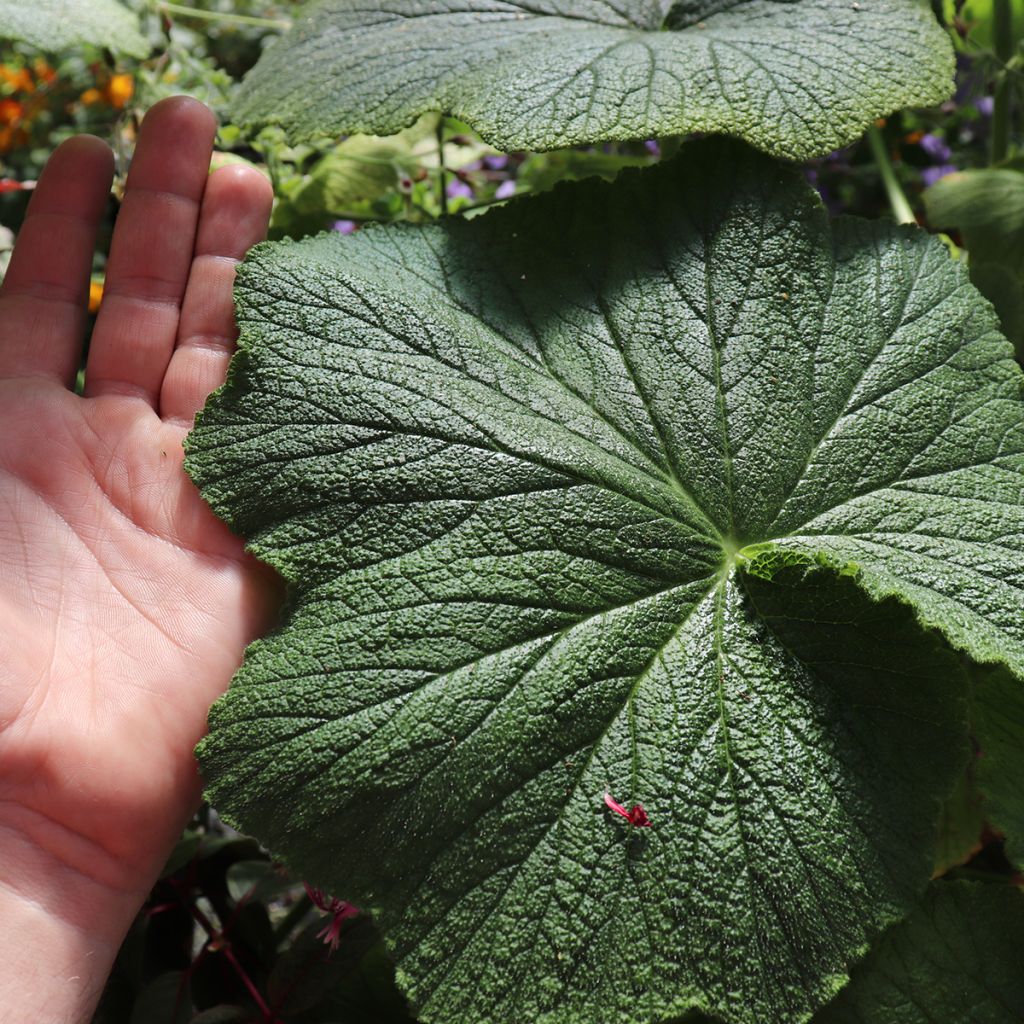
0, 97, 281, 1020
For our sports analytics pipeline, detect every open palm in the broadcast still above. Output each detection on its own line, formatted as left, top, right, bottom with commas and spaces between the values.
0, 99, 279, 945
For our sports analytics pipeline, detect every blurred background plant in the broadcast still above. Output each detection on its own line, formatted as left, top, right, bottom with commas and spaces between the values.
1, 0, 1022, 1020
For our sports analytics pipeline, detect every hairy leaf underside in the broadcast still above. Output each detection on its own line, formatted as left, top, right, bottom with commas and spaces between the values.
231, 0, 954, 159
186, 140, 1024, 1024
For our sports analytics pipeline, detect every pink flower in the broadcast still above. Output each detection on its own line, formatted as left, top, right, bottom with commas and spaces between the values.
604, 791, 652, 828
304, 883, 359, 952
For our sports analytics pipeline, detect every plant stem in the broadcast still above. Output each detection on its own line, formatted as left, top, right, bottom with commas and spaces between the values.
992, 0, 1013, 163
154, 1, 292, 30
437, 118, 449, 217
866, 125, 915, 224
190, 900, 280, 1023
224, 945, 280, 1023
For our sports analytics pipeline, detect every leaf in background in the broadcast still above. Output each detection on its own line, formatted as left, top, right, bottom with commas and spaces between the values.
269, 916, 415, 1022
815, 881, 1024, 1023
925, 169, 1024, 274
0, 0, 148, 57
925, 169, 1024, 356
293, 118, 435, 218
189, 1008, 253, 1024
225, 859, 294, 905
932, 770, 985, 876
230, 0, 953, 159
127, 971, 191, 1024
969, 262, 1024, 358
184, 138, 1024, 1023
516, 148, 653, 194
972, 666, 1024, 867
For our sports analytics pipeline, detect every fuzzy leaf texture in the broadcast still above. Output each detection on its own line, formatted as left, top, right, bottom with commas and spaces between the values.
0, 0, 148, 56
230, 0, 954, 159
185, 139, 1024, 1024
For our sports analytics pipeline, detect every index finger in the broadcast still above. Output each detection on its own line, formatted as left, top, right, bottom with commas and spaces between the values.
0, 136, 114, 385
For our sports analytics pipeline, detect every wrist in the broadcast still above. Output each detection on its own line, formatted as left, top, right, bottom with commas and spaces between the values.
0, 809, 156, 1023
0, 884, 121, 1024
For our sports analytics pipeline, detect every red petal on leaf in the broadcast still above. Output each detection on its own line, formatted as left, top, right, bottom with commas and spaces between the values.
626, 804, 652, 828
604, 791, 630, 819
604, 792, 652, 827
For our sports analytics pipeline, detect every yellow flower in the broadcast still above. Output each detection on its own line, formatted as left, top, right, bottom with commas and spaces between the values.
88, 279, 104, 314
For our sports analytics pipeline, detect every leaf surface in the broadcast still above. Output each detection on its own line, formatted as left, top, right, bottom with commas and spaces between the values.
973, 667, 1024, 866
230, 0, 953, 159
932, 770, 985, 876
817, 882, 1024, 1023
186, 140, 1024, 1024
0, 0, 148, 56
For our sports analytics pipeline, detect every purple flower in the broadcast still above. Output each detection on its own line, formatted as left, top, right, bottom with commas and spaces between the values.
332, 219, 357, 235
483, 154, 509, 171
921, 164, 957, 187
495, 180, 517, 200
976, 95, 994, 117
446, 178, 474, 200
644, 139, 661, 157
919, 133, 952, 162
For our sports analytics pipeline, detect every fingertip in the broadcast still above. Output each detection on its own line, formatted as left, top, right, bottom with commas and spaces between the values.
40, 135, 115, 197
142, 95, 218, 138
125, 96, 218, 195
208, 162, 274, 208
53, 133, 115, 165
197, 165, 274, 257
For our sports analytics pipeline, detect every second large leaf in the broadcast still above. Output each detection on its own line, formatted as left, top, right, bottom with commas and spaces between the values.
187, 140, 1024, 1023
231, 0, 953, 159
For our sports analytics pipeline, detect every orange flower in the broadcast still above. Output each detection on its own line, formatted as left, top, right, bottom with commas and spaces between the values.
0, 65, 33, 93
32, 58, 56, 86
0, 97, 23, 124
0, 98, 26, 153
103, 74, 134, 110
88, 280, 104, 314
81, 74, 134, 110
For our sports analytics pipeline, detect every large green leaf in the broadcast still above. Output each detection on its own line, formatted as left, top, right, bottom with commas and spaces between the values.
817, 881, 1024, 1023
230, 0, 954, 159
186, 139, 1024, 1024
0, 0, 148, 56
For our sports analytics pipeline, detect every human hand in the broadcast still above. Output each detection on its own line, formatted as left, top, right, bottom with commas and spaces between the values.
0, 97, 279, 1018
